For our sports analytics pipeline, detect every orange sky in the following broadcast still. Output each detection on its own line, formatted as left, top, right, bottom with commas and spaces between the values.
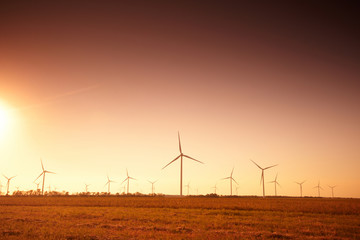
0, 2, 359, 197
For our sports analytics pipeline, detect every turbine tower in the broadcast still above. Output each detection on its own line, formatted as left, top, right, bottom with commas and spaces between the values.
148, 180, 158, 195
328, 185, 336, 198
314, 181, 323, 197
268, 173, 281, 196
162, 132, 204, 196
250, 159, 278, 197
3, 175, 16, 195
104, 175, 115, 194
294, 180, 306, 197
121, 169, 136, 194
221, 168, 238, 196
34, 159, 55, 195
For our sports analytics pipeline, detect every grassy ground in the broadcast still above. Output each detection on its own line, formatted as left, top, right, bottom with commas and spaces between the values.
0, 196, 359, 239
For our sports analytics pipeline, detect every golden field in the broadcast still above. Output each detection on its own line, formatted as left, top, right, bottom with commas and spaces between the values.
0, 196, 359, 239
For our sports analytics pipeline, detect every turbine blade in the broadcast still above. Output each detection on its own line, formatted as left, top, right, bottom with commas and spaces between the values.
126, 169, 129, 177
178, 131, 182, 154
45, 171, 56, 174
264, 164, 278, 170
162, 155, 181, 169
232, 178, 238, 185
250, 159, 262, 169
183, 155, 204, 164
221, 177, 231, 180
34, 172, 44, 182
231, 167, 234, 177
3, 174, 9, 180
129, 177, 136, 180
121, 178, 128, 185
41, 158, 44, 171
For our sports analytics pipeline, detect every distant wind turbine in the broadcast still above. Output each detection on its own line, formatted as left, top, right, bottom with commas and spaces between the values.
314, 181, 323, 197
268, 173, 281, 196
294, 180, 306, 197
34, 182, 40, 192
34, 159, 55, 195
211, 184, 218, 194
85, 184, 90, 193
328, 185, 336, 198
121, 169, 136, 194
250, 159, 278, 197
3, 175, 16, 195
148, 180, 158, 195
104, 175, 115, 194
221, 168, 238, 196
162, 132, 204, 196
235, 186, 240, 196
185, 182, 191, 195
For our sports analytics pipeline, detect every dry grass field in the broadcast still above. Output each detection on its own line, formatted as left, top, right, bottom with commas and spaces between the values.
0, 196, 359, 239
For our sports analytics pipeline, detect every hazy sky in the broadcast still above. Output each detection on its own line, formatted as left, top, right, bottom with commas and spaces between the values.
0, 2, 359, 197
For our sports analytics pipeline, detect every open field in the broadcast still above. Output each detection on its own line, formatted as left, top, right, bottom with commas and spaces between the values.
0, 196, 359, 239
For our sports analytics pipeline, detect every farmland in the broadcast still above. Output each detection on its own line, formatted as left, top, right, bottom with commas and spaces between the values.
0, 196, 359, 239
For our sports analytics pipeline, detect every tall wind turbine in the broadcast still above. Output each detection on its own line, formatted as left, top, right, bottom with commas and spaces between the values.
294, 180, 306, 197
250, 159, 278, 197
3, 175, 16, 195
148, 180, 158, 195
121, 169, 136, 194
314, 181, 323, 197
34, 159, 55, 195
105, 175, 115, 194
328, 185, 336, 198
185, 182, 191, 195
268, 173, 281, 196
162, 132, 204, 196
221, 168, 238, 196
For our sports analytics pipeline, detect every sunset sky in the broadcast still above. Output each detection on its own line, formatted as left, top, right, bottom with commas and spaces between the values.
0, 2, 359, 197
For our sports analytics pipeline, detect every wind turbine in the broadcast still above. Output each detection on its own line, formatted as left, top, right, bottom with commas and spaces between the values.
3, 175, 16, 195
211, 184, 218, 194
221, 168, 238, 196
148, 180, 158, 195
185, 182, 191, 195
328, 185, 336, 198
250, 159, 278, 197
121, 169, 136, 194
235, 186, 240, 196
268, 173, 281, 196
162, 132, 204, 196
85, 183, 90, 193
34, 182, 40, 192
34, 159, 55, 195
314, 181, 323, 197
294, 180, 306, 197
104, 175, 115, 194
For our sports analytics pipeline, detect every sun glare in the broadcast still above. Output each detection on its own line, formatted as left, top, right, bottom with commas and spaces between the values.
0, 101, 12, 140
